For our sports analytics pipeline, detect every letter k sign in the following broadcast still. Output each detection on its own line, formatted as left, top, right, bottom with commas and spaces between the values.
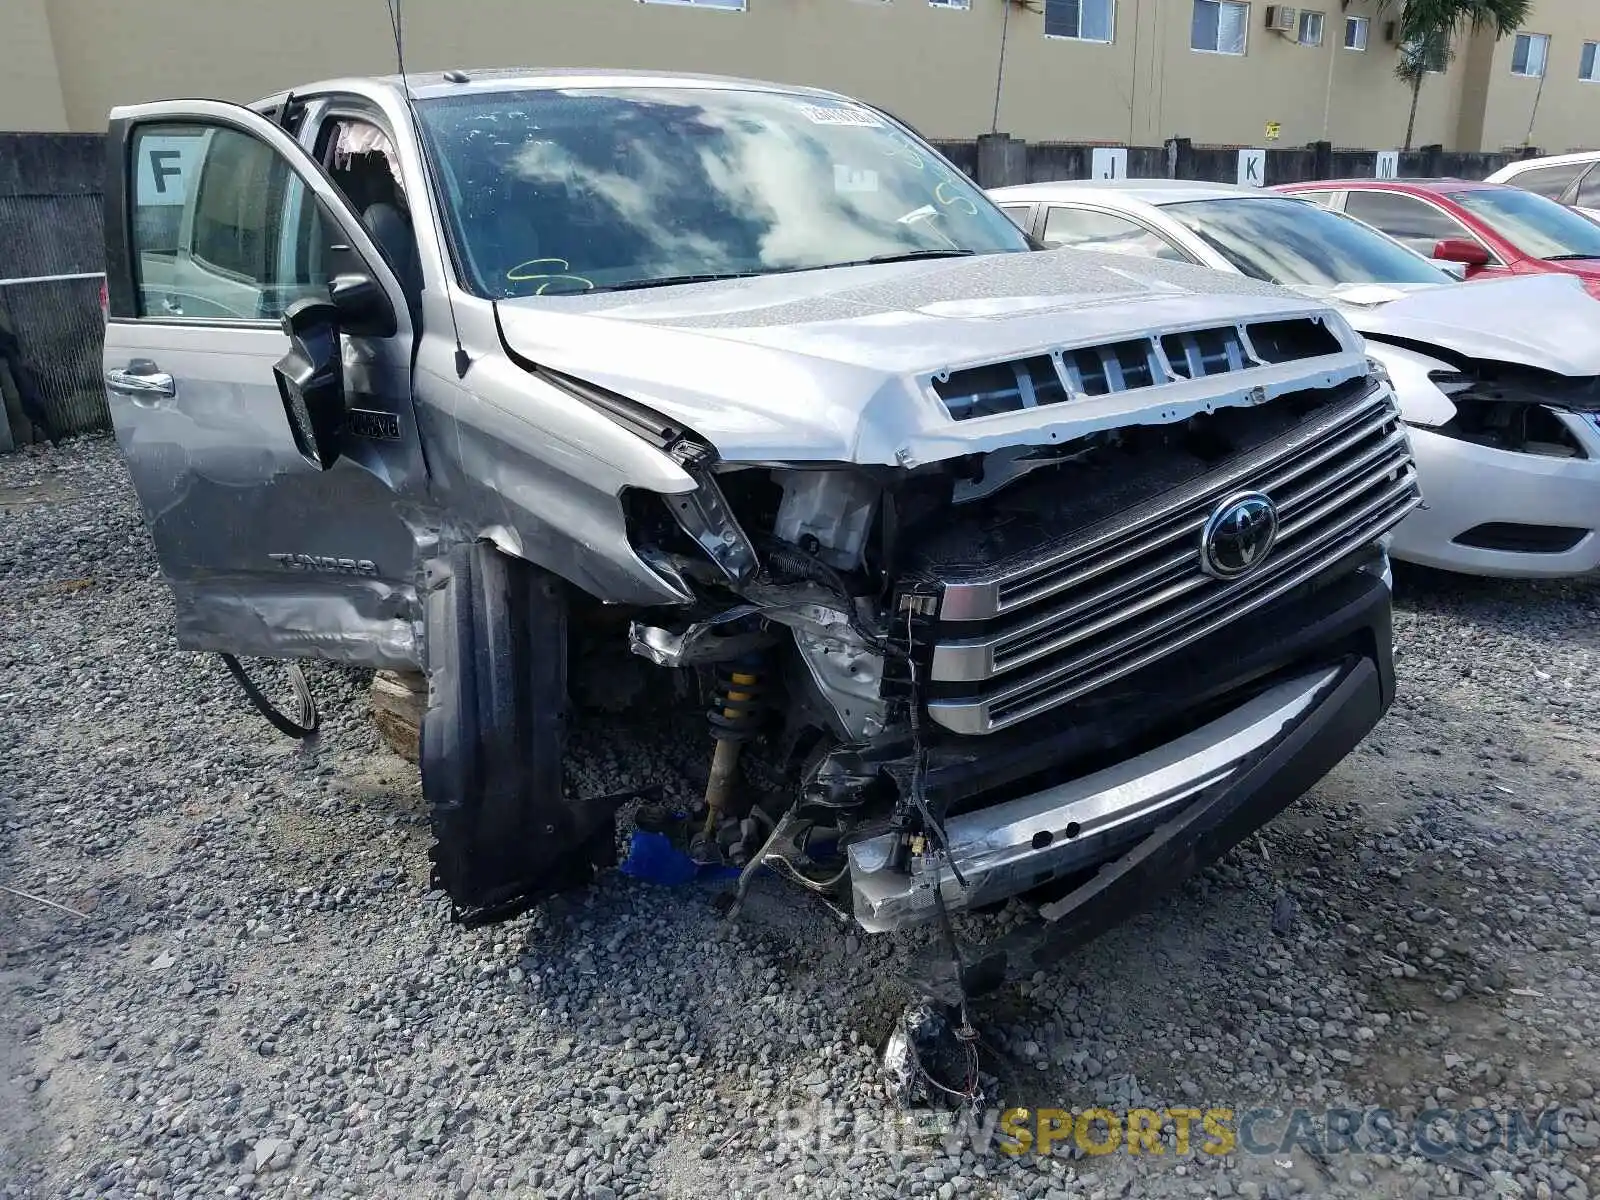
1238, 148, 1266, 187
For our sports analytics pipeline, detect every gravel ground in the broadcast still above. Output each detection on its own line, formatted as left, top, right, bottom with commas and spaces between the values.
2, 435, 1598, 1200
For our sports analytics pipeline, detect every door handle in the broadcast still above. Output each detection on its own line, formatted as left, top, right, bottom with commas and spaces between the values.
105, 365, 176, 399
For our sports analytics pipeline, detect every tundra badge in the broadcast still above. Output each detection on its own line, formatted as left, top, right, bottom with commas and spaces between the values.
268, 554, 380, 576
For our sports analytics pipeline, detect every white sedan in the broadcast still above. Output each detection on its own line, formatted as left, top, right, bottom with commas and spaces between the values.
1484, 151, 1600, 221
989, 180, 1600, 580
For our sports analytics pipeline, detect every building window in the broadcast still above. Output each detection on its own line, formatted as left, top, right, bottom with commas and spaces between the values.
639, 0, 745, 9
1343, 15, 1368, 51
1044, 0, 1115, 42
1191, 0, 1248, 55
1582, 41, 1600, 81
929, 0, 970, 8
1511, 32, 1550, 77
1297, 11, 1324, 46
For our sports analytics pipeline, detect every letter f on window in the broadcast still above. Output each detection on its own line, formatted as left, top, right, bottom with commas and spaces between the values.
150, 149, 183, 194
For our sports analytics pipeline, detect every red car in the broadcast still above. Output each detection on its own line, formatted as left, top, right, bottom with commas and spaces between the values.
1275, 178, 1600, 298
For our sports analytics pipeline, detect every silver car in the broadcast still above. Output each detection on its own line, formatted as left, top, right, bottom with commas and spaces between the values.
992, 180, 1600, 580
101, 72, 1417, 996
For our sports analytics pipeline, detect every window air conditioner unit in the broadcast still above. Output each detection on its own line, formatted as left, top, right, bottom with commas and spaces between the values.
1264, 5, 1298, 33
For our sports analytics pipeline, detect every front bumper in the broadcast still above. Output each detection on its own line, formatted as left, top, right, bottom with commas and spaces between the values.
904, 644, 1388, 1000
841, 555, 1393, 935
1392, 419, 1600, 578
851, 663, 1346, 933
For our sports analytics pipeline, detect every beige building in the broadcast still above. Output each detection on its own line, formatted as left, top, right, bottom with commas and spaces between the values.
2, 0, 1598, 152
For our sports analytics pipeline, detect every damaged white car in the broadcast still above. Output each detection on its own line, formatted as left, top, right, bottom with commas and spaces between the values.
100, 72, 1419, 1000
992, 181, 1600, 579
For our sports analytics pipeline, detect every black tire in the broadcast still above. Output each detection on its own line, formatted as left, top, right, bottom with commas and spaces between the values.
421, 541, 607, 925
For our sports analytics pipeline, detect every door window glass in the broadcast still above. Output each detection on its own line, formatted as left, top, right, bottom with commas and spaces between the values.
1576, 166, 1600, 210
1292, 189, 1339, 208
1041, 206, 1188, 260
1507, 162, 1588, 199
1342, 190, 1474, 256
1444, 186, 1600, 259
130, 123, 339, 321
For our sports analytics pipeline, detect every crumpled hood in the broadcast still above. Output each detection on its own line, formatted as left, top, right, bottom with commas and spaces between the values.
494, 249, 1362, 464
1327, 273, 1600, 376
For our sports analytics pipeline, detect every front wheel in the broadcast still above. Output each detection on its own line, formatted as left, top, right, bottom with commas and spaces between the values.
420, 541, 613, 925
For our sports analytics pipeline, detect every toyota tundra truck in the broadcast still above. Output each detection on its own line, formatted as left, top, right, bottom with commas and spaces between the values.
100, 69, 1419, 998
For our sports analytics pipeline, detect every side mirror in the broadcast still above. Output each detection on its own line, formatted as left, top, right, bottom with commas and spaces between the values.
1431, 237, 1491, 268
329, 271, 397, 338
1431, 259, 1469, 281
273, 298, 345, 471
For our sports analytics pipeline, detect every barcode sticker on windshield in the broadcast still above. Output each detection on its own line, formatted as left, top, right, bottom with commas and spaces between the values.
801, 104, 883, 128
834, 165, 879, 193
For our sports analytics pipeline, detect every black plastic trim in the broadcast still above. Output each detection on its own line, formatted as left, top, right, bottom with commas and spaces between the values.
492, 307, 698, 452
1453, 522, 1590, 554
102, 117, 136, 321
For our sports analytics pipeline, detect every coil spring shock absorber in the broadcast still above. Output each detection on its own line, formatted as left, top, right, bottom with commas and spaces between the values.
700, 653, 770, 839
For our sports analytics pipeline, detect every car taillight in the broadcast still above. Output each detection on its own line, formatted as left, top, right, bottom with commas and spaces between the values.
98, 279, 109, 321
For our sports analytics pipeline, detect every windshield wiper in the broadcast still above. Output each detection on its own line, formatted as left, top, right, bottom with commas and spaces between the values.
589, 271, 761, 293
577, 251, 978, 292
1543, 254, 1600, 261
863, 249, 977, 264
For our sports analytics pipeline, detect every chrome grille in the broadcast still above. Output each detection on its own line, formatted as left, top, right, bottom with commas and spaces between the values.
924, 383, 1420, 735
932, 317, 1344, 420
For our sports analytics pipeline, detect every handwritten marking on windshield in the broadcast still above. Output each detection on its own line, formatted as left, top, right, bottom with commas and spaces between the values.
882, 134, 979, 216
505, 258, 596, 294
935, 179, 978, 216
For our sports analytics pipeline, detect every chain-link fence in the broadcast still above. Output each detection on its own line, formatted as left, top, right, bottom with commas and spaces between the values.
0, 272, 108, 448
1, 134, 109, 449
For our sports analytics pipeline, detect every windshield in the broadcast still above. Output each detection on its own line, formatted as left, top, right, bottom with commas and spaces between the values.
415, 86, 1029, 297
1161, 196, 1452, 287
1443, 187, 1600, 259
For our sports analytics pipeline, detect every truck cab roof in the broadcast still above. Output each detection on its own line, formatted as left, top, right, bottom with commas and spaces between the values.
253, 67, 855, 109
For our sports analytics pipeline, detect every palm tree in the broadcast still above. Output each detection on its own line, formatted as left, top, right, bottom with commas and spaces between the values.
1384, 0, 1532, 150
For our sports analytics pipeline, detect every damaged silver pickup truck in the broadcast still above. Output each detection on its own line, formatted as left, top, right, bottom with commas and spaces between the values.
101, 70, 1420, 998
